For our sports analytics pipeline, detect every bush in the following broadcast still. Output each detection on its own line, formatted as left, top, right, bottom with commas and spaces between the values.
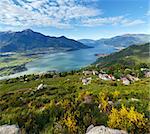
108, 105, 148, 133
99, 92, 109, 113
64, 112, 78, 133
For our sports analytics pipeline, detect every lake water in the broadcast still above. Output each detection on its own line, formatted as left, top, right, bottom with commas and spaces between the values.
0, 45, 116, 80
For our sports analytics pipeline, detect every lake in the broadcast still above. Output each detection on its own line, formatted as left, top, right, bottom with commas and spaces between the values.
0, 45, 116, 80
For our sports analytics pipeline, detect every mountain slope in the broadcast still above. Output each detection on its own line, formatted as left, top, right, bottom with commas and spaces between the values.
0, 29, 90, 52
95, 43, 150, 67
79, 34, 150, 47
78, 39, 97, 46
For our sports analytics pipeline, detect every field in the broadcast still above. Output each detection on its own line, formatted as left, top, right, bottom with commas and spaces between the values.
0, 53, 35, 76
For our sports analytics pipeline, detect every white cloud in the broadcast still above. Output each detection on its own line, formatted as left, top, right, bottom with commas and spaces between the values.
0, 0, 145, 28
81, 16, 145, 27
121, 19, 145, 26
0, 0, 100, 28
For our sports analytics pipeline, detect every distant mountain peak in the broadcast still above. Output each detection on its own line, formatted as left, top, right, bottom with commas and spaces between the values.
59, 36, 66, 39
21, 29, 34, 33
0, 29, 90, 52
79, 34, 150, 47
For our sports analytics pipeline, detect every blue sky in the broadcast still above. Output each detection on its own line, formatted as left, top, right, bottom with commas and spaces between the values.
0, 0, 149, 39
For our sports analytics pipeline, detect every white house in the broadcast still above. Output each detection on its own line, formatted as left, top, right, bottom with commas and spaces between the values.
126, 74, 139, 82
99, 73, 115, 81
92, 70, 99, 75
82, 77, 92, 85
145, 71, 150, 77
83, 71, 93, 76
121, 77, 130, 85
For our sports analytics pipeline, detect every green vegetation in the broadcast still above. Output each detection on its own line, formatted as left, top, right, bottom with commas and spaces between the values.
95, 43, 150, 67
0, 71, 149, 133
0, 43, 150, 133
0, 54, 31, 68
0, 52, 40, 76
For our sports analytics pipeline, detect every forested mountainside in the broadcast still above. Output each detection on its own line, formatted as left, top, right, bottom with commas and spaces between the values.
95, 43, 150, 68
0, 29, 90, 52
79, 34, 150, 47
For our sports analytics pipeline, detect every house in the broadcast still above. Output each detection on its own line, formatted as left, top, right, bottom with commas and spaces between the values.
99, 73, 110, 80
144, 71, 150, 77
37, 83, 47, 90
83, 71, 93, 76
121, 77, 130, 85
108, 74, 116, 81
99, 73, 115, 81
92, 70, 99, 75
100, 70, 106, 74
126, 74, 139, 82
82, 77, 92, 85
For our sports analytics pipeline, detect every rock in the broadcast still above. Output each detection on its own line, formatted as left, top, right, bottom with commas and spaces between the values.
130, 98, 140, 102
98, 104, 101, 109
0, 125, 20, 134
108, 101, 114, 106
86, 124, 94, 133
37, 83, 47, 90
86, 125, 128, 134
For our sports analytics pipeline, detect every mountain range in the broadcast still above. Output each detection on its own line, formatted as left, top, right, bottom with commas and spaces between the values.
0, 29, 90, 52
1, 29, 149, 53
79, 34, 150, 47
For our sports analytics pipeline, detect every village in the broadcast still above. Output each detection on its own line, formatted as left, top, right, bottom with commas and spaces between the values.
81, 68, 150, 86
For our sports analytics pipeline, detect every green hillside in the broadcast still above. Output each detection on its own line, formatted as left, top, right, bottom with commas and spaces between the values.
0, 73, 150, 134
95, 43, 150, 67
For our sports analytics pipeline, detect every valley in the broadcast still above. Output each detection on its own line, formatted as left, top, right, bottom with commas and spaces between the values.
1, 30, 149, 79
0, 0, 149, 133
0, 42, 150, 134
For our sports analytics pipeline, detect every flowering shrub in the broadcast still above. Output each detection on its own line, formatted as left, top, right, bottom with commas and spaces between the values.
108, 105, 148, 133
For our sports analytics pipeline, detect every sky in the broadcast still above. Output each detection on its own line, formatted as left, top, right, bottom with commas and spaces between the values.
0, 0, 149, 40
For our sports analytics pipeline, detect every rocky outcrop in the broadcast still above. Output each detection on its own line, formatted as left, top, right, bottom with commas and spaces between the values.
0, 125, 20, 134
86, 125, 127, 134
